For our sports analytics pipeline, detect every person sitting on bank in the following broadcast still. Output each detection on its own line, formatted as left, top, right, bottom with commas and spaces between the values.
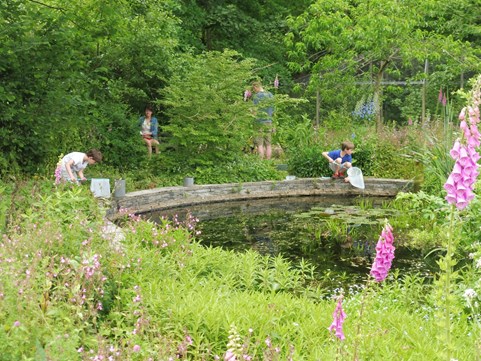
138, 105, 160, 157
322, 141, 355, 182
59, 149, 102, 183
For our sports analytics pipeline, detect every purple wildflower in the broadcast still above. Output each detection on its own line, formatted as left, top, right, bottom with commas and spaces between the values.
274, 75, 279, 89
442, 94, 447, 106
224, 350, 236, 361
328, 295, 346, 340
438, 87, 443, 103
133, 345, 141, 352
370, 223, 395, 282
243, 90, 251, 102
54, 164, 62, 185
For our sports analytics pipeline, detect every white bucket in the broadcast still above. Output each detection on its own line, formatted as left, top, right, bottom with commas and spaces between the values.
90, 178, 111, 198
347, 167, 365, 189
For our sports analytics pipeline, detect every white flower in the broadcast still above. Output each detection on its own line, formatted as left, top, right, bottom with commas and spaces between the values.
464, 288, 477, 300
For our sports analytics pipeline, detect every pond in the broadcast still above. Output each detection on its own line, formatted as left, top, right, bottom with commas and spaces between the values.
147, 195, 436, 293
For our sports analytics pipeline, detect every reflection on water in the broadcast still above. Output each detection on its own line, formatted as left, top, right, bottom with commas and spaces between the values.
147, 196, 435, 291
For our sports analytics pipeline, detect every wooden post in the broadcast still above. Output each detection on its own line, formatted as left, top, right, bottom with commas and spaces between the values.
422, 59, 428, 124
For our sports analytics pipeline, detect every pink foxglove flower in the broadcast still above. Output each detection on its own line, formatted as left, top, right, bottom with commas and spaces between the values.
370, 223, 395, 282
442, 94, 447, 106
328, 295, 346, 340
444, 79, 481, 210
243, 89, 251, 102
438, 87, 443, 103
274, 75, 279, 89
224, 350, 236, 361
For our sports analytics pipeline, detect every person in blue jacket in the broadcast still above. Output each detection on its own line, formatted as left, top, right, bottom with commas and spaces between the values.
138, 105, 160, 157
322, 141, 355, 181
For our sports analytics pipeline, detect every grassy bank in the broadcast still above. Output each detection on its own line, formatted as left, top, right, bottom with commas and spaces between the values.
0, 181, 479, 360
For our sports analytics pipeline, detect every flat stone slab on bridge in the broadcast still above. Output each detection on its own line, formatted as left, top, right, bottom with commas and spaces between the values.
110, 177, 414, 217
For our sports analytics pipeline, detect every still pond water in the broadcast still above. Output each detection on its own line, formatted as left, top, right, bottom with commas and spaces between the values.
148, 196, 435, 292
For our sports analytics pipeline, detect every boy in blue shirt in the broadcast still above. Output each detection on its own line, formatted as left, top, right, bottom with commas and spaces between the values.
322, 141, 355, 181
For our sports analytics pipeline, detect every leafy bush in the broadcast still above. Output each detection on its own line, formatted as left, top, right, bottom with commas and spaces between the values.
275, 114, 320, 154
193, 155, 283, 184
287, 144, 328, 177
407, 133, 455, 196
160, 50, 255, 169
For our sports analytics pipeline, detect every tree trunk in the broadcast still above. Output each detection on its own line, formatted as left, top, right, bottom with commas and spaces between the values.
422, 59, 429, 124
374, 60, 390, 131
374, 62, 384, 130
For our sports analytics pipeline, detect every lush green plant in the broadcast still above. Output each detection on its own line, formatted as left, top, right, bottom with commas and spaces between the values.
287, 144, 328, 177
408, 132, 455, 196
193, 155, 284, 184
2, 180, 481, 359
275, 114, 318, 153
352, 124, 418, 178
159, 50, 255, 170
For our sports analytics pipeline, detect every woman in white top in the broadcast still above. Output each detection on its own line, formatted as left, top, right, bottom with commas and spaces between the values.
138, 105, 160, 157
59, 149, 102, 183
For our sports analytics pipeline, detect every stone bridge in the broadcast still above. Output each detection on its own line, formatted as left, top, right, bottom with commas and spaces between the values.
109, 177, 414, 219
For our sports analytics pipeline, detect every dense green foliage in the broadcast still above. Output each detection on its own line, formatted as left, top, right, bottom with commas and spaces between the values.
159, 50, 255, 169
2, 0, 481, 181
1, 180, 481, 359
4, 2, 481, 359
285, 0, 481, 125
1, 0, 180, 175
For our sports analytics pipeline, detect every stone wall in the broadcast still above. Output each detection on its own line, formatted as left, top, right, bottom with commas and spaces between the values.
109, 177, 414, 218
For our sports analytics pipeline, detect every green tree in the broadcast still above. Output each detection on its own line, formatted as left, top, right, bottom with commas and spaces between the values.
174, 0, 311, 92
159, 50, 255, 170
0, 0, 180, 175
285, 0, 478, 127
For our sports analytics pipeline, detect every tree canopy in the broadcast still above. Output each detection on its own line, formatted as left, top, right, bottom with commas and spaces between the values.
286, 0, 481, 126
1, 0, 481, 176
